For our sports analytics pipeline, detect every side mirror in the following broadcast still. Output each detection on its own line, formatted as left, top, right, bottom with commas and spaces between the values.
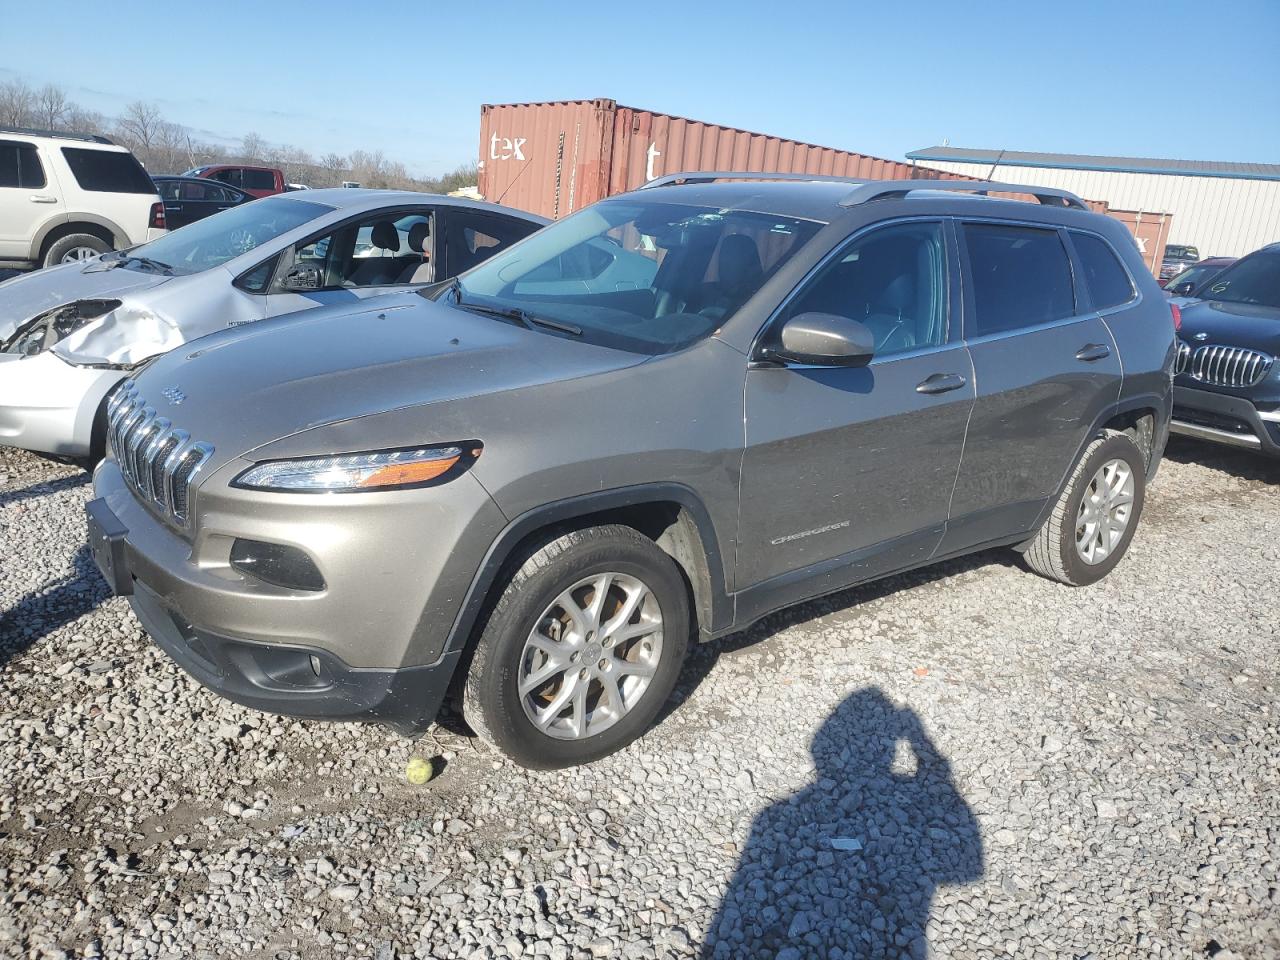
1171, 280, 1196, 298
774, 312, 875, 367
281, 263, 322, 291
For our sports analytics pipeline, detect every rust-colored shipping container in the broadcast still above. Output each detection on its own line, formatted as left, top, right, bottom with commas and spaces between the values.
478, 98, 964, 220
476, 98, 1174, 275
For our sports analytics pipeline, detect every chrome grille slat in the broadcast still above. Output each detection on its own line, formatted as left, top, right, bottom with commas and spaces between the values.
105, 381, 213, 530
1184, 342, 1273, 389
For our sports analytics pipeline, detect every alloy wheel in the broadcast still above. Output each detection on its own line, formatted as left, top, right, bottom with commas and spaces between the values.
1075, 457, 1135, 565
518, 572, 664, 740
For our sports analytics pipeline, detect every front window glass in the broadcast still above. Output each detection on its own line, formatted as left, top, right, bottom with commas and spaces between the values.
783, 221, 947, 357
453, 200, 823, 355
124, 196, 330, 275
286, 210, 433, 289
1199, 253, 1280, 308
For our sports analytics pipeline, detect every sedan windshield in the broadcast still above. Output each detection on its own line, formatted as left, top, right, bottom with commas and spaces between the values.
451, 200, 823, 354
1198, 252, 1280, 308
118, 196, 331, 276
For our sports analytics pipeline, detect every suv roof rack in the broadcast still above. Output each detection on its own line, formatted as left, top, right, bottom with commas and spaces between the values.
839, 178, 1087, 210
639, 170, 1088, 211
640, 171, 866, 189
0, 126, 114, 145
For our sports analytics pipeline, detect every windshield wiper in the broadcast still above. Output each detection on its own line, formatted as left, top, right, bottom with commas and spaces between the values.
118, 255, 174, 275
452, 286, 581, 336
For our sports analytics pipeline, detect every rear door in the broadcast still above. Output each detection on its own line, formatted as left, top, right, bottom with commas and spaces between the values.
0, 140, 54, 259
737, 219, 974, 608
160, 180, 244, 229
941, 220, 1122, 554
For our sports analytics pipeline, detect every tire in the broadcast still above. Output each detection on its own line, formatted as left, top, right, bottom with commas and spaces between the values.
463, 524, 690, 769
43, 233, 111, 268
1024, 432, 1147, 586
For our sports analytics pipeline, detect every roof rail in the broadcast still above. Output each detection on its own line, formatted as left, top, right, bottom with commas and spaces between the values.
840, 178, 1088, 210
640, 170, 867, 189
0, 126, 114, 145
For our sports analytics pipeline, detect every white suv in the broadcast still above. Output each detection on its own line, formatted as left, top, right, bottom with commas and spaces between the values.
0, 128, 165, 270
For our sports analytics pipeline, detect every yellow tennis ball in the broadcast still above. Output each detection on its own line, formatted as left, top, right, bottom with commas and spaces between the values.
405, 757, 434, 785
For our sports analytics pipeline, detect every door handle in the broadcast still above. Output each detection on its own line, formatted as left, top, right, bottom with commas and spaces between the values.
30, 195, 57, 204
916, 373, 968, 395
1076, 343, 1111, 362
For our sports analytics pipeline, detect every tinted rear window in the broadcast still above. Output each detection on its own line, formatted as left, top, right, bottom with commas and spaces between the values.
61, 148, 156, 194
1071, 232, 1135, 311
964, 223, 1076, 336
242, 169, 277, 191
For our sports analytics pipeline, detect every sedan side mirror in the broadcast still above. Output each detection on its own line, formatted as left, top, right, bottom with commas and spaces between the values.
774, 312, 875, 367
1171, 280, 1196, 298
281, 263, 323, 291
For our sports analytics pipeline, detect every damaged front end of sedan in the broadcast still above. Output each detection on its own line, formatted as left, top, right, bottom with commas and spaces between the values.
2, 299, 122, 357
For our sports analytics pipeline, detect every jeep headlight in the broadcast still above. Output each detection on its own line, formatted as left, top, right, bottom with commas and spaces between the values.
233, 444, 481, 492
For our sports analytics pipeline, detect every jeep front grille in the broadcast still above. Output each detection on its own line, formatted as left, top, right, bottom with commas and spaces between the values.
1185, 344, 1273, 388
106, 380, 213, 527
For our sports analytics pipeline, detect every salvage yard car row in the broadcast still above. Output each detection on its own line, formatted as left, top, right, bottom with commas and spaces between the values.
0, 168, 1276, 771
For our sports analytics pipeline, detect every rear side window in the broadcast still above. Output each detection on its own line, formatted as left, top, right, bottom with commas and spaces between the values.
1071, 232, 1135, 311
447, 213, 540, 274
963, 223, 1075, 336
61, 148, 156, 194
0, 141, 47, 189
242, 169, 277, 191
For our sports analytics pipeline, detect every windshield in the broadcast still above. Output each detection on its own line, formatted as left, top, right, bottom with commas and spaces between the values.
1165, 245, 1199, 262
123, 196, 331, 276
451, 200, 823, 354
1198, 252, 1280, 308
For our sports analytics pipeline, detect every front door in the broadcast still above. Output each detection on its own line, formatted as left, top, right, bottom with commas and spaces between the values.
737, 220, 974, 614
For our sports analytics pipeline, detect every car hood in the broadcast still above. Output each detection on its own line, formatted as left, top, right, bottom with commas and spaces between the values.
1177, 298, 1280, 354
131, 292, 647, 469
0, 260, 170, 340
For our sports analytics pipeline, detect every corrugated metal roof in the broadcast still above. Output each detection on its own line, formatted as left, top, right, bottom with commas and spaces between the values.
906, 146, 1280, 182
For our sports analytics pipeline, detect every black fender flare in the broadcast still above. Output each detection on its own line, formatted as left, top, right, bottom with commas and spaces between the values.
440, 482, 734, 660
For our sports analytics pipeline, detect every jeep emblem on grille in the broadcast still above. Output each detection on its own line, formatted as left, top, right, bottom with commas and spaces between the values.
162, 386, 187, 405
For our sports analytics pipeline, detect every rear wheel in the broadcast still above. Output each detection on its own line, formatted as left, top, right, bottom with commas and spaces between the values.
1023, 433, 1146, 586
44, 233, 111, 268
463, 525, 689, 769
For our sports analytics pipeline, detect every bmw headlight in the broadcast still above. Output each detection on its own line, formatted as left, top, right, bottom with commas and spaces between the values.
233, 444, 481, 493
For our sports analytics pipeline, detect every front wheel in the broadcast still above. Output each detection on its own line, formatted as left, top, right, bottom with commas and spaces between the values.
1023, 432, 1147, 586
462, 525, 690, 769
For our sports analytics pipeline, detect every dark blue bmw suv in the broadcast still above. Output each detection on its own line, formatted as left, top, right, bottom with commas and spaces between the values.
1171, 242, 1280, 457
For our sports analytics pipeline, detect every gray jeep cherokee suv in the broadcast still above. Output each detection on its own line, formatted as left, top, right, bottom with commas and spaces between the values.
86, 175, 1174, 768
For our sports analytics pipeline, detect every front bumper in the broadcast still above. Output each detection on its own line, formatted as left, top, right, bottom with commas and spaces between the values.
0, 351, 123, 456
88, 457, 506, 732
1171, 385, 1280, 456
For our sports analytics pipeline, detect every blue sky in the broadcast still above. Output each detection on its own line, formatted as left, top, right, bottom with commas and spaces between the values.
3, 0, 1277, 178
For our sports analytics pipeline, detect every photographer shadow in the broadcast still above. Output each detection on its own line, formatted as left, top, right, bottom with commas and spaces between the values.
704, 687, 983, 959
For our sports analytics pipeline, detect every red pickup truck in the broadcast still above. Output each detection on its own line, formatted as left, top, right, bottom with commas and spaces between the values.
181, 164, 287, 198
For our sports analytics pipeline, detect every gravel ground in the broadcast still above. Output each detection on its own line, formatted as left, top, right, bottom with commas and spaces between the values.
1, 440, 1278, 960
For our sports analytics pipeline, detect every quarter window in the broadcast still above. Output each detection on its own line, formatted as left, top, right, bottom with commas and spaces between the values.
1071, 232, 1135, 311
964, 223, 1076, 336
783, 221, 948, 357
60, 148, 156, 194
242, 169, 277, 191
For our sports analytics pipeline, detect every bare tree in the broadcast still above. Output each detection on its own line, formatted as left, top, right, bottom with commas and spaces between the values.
240, 131, 265, 162
0, 79, 34, 127
34, 84, 69, 130
63, 105, 107, 137
318, 152, 348, 187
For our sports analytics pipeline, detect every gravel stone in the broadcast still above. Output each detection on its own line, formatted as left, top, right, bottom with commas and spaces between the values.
2, 441, 1279, 958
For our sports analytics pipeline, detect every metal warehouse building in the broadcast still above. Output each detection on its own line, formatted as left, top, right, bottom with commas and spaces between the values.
906, 146, 1280, 258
